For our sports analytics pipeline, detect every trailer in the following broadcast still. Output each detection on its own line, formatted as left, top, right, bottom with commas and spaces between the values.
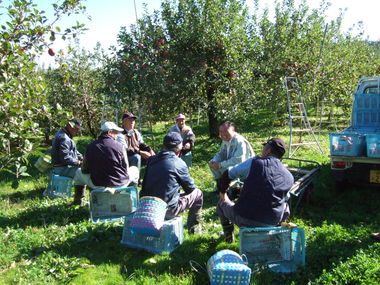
282, 157, 320, 210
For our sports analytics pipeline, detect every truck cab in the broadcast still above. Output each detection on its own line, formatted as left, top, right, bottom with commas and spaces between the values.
330, 77, 380, 188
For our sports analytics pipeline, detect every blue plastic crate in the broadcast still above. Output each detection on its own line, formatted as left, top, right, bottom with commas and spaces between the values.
239, 227, 305, 273
90, 186, 138, 223
366, 134, 380, 157
207, 250, 251, 285
352, 94, 380, 128
121, 214, 183, 254
329, 132, 366, 156
49, 174, 73, 198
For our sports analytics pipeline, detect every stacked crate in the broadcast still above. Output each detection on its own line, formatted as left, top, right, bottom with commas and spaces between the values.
330, 93, 380, 157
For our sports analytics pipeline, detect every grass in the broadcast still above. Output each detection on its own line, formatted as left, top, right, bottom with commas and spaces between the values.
0, 119, 380, 284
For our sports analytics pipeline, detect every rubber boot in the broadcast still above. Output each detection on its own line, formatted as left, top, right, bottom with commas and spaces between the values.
67, 185, 86, 206
221, 223, 234, 243
187, 208, 202, 234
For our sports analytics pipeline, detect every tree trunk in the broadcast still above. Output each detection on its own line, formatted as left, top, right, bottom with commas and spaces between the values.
206, 77, 219, 138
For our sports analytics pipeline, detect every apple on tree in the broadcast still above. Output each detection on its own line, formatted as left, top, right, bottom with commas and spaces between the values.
48, 48, 55, 56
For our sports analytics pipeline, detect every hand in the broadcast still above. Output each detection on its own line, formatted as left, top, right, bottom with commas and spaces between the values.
183, 142, 191, 150
219, 192, 230, 203
140, 150, 152, 159
209, 161, 220, 170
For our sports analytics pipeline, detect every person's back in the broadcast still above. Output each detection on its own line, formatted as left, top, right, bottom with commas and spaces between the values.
234, 156, 294, 225
141, 150, 192, 208
86, 133, 129, 187
140, 132, 203, 234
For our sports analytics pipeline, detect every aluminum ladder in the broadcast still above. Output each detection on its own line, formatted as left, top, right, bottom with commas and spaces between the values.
284, 76, 324, 157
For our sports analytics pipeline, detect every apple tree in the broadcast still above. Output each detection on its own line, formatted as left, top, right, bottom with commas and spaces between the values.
0, 0, 86, 181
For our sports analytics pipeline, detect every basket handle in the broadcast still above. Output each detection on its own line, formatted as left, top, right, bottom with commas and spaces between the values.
189, 260, 207, 275
241, 254, 249, 265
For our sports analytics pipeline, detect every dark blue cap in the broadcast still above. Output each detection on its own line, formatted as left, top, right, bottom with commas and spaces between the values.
164, 132, 183, 148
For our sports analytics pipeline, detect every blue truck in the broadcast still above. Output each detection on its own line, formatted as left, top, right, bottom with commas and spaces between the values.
330, 77, 380, 187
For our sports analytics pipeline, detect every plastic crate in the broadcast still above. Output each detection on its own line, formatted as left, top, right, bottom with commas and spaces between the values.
352, 94, 380, 128
90, 186, 138, 223
121, 214, 184, 254
329, 132, 366, 156
366, 134, 380, 157
239, 227, 305, 273
207, 250, 251, 285
49, 174, 73, 198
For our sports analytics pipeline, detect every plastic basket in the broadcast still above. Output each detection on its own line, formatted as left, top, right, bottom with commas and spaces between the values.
329, 132, 366, 156
207, 250, 251, 285
49, 174, 73, 198
366, 134, 380, 157
89, 186, 139, 223
121, 214, 183, 254
34, 153, 52, 173
130, 196, 167, 237
239, 227, 305, 273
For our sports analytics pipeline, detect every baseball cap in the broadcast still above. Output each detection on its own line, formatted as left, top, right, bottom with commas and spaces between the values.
100, 122, 124, 132
175, 113, 186, 120
68, 119, 84, 131
122, 111, 137, 120
263, 138, 287, 157
164, 132, 183, 149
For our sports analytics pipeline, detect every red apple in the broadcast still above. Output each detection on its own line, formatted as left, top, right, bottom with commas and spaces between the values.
138, 42, 144, 48
214, 57, 221, 63
162, 50, 169, 57
142, 63, 148, 68
228, 71, 235, 78
48, 48, 55, 56
189, 68, 196, 73
200, 60, 206, 67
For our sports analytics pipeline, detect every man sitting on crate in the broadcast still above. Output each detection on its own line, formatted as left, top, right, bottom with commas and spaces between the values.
117, 111, 155, 170
209, 121, 254, 192
50, 119, 84, 200
168, 113, 195, 168
216, 138, 294, 243
71, 122, 140, 205
140, 132, 204, 234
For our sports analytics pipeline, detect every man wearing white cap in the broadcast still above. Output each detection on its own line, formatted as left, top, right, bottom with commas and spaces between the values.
168, 113, 195, 167
69, 122, 139, 206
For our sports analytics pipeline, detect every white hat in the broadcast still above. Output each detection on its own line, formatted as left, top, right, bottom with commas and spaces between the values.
175, 113, 186, 120
100, 122, 124, 132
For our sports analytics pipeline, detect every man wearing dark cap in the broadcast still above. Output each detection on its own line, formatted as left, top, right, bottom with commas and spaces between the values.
140, 132, 204, 234
117, 111, 155, 169
216, 138, 294, 242
50, 119, 84, 204
51, 119, 84, 178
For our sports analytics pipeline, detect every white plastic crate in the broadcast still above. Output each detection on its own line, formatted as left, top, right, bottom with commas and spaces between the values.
239, 227, 305, 273
121, 214, 184, 254
90, 186, 138, 223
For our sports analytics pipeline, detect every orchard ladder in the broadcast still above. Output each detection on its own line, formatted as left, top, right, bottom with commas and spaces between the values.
284, 76, 324, 157
101, 93, 120, 125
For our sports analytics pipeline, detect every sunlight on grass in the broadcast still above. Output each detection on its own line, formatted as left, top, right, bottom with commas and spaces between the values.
0, 120, 379, 284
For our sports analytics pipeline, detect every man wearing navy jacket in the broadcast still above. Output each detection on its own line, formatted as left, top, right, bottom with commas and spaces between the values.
140, 132, 203, 234
216, 138, 294, 242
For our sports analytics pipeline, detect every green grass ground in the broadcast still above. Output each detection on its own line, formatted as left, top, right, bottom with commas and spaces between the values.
1, 120, 380, 284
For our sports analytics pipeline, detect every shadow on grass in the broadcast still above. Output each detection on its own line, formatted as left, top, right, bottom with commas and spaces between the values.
0, 202, 89, 229
0, 188, 45, 203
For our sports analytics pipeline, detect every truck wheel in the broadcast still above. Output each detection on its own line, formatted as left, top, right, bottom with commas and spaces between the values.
335, 180, 349, 192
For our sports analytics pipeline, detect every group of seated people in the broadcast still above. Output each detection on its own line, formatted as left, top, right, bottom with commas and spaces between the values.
51, 112, 294, 241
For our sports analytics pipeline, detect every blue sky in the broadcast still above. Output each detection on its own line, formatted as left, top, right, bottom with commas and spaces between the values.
2, 0, 377, 66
